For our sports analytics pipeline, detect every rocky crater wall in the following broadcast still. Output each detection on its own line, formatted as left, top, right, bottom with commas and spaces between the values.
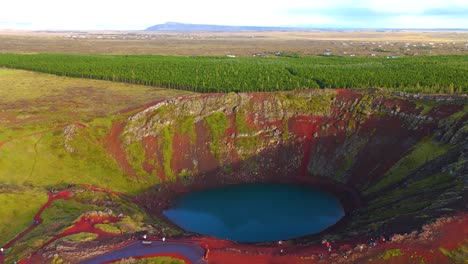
110, 89, 466, 242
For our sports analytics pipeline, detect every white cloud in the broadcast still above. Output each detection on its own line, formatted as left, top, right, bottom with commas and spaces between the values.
363, 0, 466, 13
0, 0, 467, 29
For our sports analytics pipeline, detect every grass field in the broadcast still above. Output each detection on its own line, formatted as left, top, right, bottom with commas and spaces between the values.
0, 69, 193, 140
0, 190, 48, 246
0, 68, 193, 190
0, 69, 193, 253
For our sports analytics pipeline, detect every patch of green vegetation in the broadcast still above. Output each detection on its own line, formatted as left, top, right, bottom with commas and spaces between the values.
439, 245, 468, 264
160, 126, 175, 181
6, 198, 101, 262
177, 115, 196, 143
364, 199, 432, 223
413, 100, 438, 115
118, 216, 145, 232
75, 189, 149, 234
73, 189, 110, 203
355, 167, 459, 225
235, 113, 253, 134
347, 119, 356, 131
0, 123, 51, 143
88, 116, 115, 139
234, 113, 260, 159
97, 216, 144, 234
43, 128, 140, 192
7, 186, 152, 263
0, 118, 153, 194
121, 204, 149, 223
205, 112, 228, 160
280, 91, 335, 115
61, 232, 98, 242
357, 170, 461, 226
51, 254, 66, 264
354, 93, 376, 116
95, 223, 121, 234
116, 256, 185, 264
126, 141, 147, 178
0, 134, 43, 186
75, 189, 148, 218
404, 173, 455, 192
365, 138, 451, 195
235, 137, 260, 160
0, 68, 192, 104
0, 190, 48, 245
379, 249, 403, 260
368, 173, 456, 211
41, 199, 100, 227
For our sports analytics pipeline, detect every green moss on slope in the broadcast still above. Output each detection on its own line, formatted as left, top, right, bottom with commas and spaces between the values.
177, 115, 196, 143
205, 112, 228, 161
379, 249, 403, 260
279, 91, 335, 115
365, 138, 451, 195
61, 232, 98, 242
126, 141, 147, 178
234, 113, 259, 159
440, 244, 468, 264
367, 173, 456, 212
160, 126, 175, 181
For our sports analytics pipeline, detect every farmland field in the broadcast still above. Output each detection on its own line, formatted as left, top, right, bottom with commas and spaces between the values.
0, 54, 466, 94
0, 30, 467, 57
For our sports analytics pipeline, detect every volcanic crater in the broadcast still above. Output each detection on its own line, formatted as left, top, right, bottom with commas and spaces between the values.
107, 89, 467, 244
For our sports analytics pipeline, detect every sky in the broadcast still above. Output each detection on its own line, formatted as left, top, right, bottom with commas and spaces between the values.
0, 0, 467, 30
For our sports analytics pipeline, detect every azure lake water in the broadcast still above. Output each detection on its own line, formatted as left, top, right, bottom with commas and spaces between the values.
163, 183, 345, 242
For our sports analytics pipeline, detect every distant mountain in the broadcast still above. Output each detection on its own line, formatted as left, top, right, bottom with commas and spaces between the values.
145, 22, 290, 32
145, 22, 468, 32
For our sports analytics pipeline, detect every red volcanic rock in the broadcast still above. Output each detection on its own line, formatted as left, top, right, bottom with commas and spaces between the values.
89, 89, 465, 263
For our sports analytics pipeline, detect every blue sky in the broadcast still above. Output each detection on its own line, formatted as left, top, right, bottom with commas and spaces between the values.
0, 0, 467, 30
